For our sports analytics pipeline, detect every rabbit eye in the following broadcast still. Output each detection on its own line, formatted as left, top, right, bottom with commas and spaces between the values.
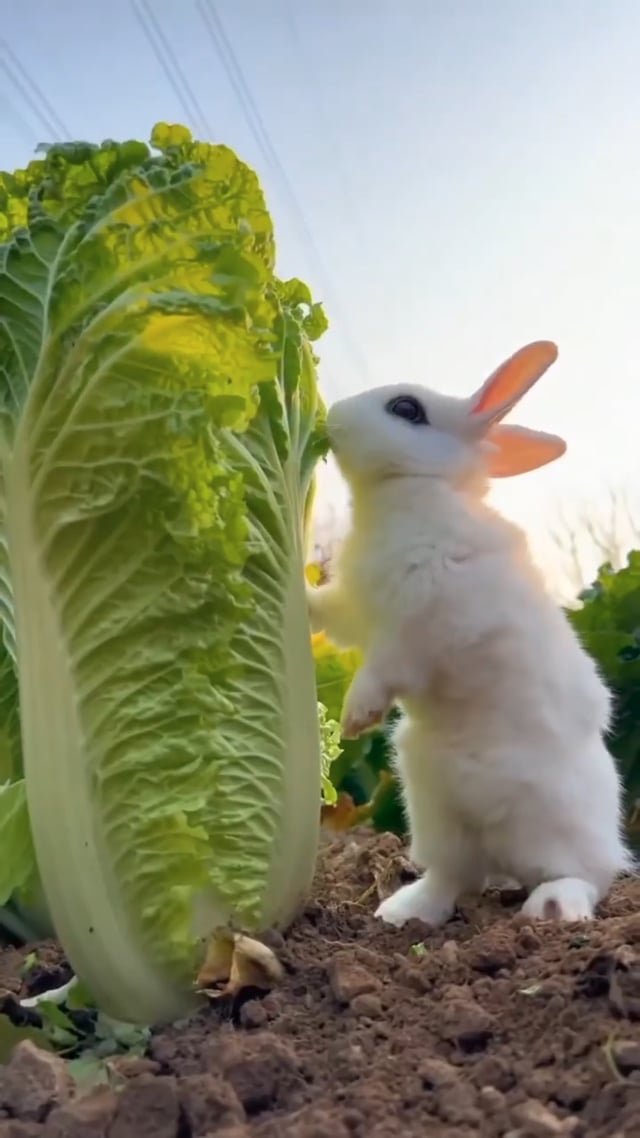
385, 395, 428, 425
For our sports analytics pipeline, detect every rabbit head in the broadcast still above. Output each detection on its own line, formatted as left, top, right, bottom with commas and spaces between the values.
326, 341, 566, 490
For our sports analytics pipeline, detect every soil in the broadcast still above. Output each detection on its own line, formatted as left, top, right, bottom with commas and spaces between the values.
2, 829, 640, 1138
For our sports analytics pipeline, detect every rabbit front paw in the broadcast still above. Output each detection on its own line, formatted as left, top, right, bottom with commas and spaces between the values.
375, 873, 457, 929
341, 668, 389, 739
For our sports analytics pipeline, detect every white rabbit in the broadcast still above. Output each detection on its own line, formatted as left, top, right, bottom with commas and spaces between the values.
308, 341, 632, 928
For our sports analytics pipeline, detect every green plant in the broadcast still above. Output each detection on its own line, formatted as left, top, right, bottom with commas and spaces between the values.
311, 631, 406, 833
0, 123, 336, 1024
568, 551, 640, 826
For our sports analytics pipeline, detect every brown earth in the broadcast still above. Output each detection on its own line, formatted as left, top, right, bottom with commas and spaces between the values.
2, 829, 640, 1138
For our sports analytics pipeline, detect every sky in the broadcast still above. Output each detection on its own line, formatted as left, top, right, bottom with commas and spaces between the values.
2, 0, 640, 593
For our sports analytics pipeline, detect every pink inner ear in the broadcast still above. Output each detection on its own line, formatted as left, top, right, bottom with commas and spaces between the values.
472, 341, 559, 419
486, 425, 567, 478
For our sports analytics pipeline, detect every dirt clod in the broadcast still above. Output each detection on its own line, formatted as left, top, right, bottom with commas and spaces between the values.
436, 1081, 481, 1126
438, 997, 496, 1050
238, 999, 269, 1029
464, 926, 516, 974
206, 1032, 303, 1116
179, 1073, 245, 1133
417, 1057, 459, 1088
327, 953, 381, 1005
0, 1122, 46, 1138
349, 993, 382, 1018
0, 1042, 72, 1122
106, 1057, 161, 1080
42, 1090, 117, 1138
610, 1038, 640, 1074
513, 1099, 578, 1136
109, 1075, 180, 1138
2, 830, 640, 1137
440, 940, 459, 966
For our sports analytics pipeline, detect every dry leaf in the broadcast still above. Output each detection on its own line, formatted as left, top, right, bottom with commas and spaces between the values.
196, 930, 284, 999
321, 792, 367, 831
196, 928, 236, 988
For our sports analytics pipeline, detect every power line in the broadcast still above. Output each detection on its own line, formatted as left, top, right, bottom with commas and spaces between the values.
282, 1, 369, 259
196, 0, 370, 389
0, 39, 71, 142
131, 0, 214, 141
0, 90, 36, 149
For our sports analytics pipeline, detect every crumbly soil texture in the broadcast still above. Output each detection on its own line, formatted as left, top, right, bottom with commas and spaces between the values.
2, 830, 640, 1138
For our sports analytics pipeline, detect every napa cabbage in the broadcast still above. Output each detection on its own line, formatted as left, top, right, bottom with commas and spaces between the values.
0, 123, 333, 1023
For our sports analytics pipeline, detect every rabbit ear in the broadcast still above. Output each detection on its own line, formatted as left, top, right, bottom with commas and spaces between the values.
484, 424, 566, 478
470, 341, 558, 426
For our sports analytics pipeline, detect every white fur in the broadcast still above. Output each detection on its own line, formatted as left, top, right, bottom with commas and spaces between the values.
308, 344, 631, 928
